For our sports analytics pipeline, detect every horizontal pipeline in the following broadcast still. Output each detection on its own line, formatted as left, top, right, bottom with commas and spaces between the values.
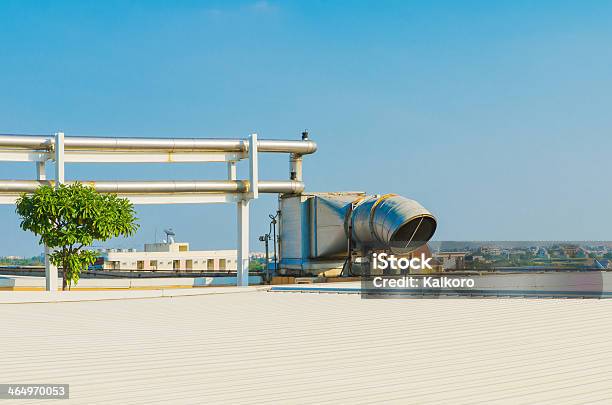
0, 135, 317, 155
0, 180, 304, 194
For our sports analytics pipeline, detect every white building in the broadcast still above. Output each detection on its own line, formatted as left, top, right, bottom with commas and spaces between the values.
250, 251, 269, 259
480, 245, 502, 256
433, 251, 468, 271
96, 241, 238, 272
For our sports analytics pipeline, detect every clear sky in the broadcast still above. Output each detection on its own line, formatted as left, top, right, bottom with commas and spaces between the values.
1, 1, 611, 256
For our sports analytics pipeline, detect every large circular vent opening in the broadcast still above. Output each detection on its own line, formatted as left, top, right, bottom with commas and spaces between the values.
389, 215, 437, 252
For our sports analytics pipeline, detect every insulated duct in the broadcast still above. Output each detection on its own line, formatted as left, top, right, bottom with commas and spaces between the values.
279, 192, 437, 275
0, 134, 317, 155
0, 180, 304, 194
348, 194, 437, 253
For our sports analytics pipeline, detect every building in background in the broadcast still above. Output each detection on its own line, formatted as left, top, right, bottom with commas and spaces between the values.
94, 239, 237, 272
433, 251, 468, 271
480, 245, 502, 256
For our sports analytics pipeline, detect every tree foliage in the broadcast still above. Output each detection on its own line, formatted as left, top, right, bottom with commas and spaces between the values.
16, 183, 139, 290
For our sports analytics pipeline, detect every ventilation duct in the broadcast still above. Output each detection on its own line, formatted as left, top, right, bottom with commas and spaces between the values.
278, 192, 437, 276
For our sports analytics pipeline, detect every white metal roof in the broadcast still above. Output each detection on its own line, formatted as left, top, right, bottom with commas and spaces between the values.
1, 290, 611, 404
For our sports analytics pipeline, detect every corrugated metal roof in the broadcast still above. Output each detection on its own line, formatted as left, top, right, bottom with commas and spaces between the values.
1, 291, 611, 404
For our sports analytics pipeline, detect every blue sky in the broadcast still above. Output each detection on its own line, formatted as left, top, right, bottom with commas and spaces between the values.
1, 0, 611, 256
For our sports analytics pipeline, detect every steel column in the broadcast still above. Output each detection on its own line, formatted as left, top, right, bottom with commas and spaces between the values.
45, 132, 63, 292
36, 159, 58, 292
249, 133, 259, 199
227, 161, 237, 180
55, 132, 65, 184
35, 161, 46, 181
237, 199, 250, 287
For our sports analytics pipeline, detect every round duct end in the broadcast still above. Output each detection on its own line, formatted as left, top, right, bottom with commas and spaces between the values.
388, 215, 437, 253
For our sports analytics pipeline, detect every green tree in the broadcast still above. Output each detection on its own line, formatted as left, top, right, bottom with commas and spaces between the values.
16, 183, 139, 290
249, 260, 265, 271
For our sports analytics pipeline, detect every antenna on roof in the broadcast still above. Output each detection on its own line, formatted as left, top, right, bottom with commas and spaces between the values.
164, 228, 176, 244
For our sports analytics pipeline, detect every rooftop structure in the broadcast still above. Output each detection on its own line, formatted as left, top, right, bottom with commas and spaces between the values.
480, 245, 502, 256
433, 251, 468, 271
0, 131, 317, 289
0, 132, 440, 289
97, 241, 237, 272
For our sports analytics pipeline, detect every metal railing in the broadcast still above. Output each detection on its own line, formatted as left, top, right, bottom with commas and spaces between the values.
0, 131, 317, 289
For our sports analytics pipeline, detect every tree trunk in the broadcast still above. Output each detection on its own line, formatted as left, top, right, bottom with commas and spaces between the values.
62, 258, 67, 291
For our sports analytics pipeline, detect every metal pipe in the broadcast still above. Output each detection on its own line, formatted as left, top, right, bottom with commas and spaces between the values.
0, 135, 51, 149
65, 137, 245, 152
0, 180, 304, 194
258, 140, 317, 155
349, 194, 437, 253
85, 181, 247, 193
0, 180, 52, 192
258, 180, 304, 194
0, 134, 317, 155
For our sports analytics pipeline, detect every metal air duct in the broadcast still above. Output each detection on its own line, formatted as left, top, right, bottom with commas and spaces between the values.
278, 192, 437, 276
349, 194, 437, 253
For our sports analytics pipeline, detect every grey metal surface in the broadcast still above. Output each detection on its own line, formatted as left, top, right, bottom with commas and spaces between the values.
279, 195, 308, 262
0, 180, 304, 194
350, 195, 437, 253
257, 180, 305, 194
0, 134, 317, 154
310, 193, 365, 258
0, 135, 51, 149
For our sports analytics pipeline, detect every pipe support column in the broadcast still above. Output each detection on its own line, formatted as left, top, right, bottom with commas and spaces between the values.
237, 199, 250, 287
